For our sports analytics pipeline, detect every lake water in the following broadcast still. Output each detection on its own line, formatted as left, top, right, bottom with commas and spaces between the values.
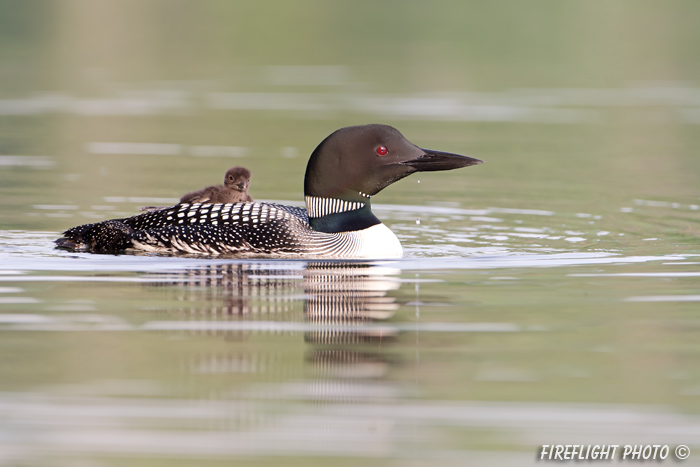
1, 2, 699, 465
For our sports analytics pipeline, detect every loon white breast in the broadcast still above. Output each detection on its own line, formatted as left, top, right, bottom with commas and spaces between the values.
55, 124, 483, 258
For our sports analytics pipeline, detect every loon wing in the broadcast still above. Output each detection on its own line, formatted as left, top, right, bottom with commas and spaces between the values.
130, 202, 310, 255
265, 203, 309, 223
57, 202, 311, 255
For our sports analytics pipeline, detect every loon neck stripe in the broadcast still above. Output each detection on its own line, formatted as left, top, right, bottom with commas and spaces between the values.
308, 204, 380, 234
305, 196, 366, 218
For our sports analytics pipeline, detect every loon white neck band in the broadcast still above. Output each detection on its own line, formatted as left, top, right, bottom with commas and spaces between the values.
305, 196, 366, 218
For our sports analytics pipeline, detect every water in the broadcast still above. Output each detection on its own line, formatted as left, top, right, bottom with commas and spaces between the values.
2, 1, 700, 465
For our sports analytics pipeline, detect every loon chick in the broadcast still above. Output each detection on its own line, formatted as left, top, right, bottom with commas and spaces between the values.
181, 166, 253, 204
56, 124, 482, 258
140, 166, 252, 212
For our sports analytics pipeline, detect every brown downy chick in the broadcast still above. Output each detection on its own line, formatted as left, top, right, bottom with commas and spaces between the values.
180, 166, 253, 204
140, 166, 253, 212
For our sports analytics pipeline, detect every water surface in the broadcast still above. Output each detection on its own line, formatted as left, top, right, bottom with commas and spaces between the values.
1, 1, 700, 465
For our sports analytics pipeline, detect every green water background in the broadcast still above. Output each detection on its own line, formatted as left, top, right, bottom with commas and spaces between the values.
1, 1, 699, 465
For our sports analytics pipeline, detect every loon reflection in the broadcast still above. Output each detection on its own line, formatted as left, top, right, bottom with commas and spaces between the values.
152, 261, 402, 402
303, 262, 399, 345
150, 261, 400, 403
147, 261, 401, 339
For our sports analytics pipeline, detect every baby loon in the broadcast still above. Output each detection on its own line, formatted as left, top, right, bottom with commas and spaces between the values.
55, 124, 482, 258
140, 166, 252, 212
181, 166, 253, 204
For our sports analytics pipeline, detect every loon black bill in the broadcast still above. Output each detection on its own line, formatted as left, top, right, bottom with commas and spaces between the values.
400, 148, 483, 172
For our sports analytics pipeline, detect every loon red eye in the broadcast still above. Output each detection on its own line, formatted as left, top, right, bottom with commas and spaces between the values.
376, 146, 388, 156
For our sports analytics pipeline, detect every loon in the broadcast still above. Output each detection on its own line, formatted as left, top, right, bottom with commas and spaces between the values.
181, 166, 253, 204
55, 124, 482, 258
140, 166, 253, 212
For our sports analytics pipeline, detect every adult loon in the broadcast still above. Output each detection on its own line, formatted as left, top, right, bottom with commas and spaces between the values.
55, 124, 482, 258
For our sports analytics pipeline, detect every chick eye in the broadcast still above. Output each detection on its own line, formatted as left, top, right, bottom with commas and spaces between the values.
376, 146, 388, 156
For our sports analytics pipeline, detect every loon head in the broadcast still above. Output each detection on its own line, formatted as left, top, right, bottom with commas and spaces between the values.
304, 124, 482, 201
303, 124, 483, 233
224, 166, 252, 192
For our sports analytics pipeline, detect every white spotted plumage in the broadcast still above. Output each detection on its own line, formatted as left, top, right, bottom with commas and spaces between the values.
113, 201, 402, 258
